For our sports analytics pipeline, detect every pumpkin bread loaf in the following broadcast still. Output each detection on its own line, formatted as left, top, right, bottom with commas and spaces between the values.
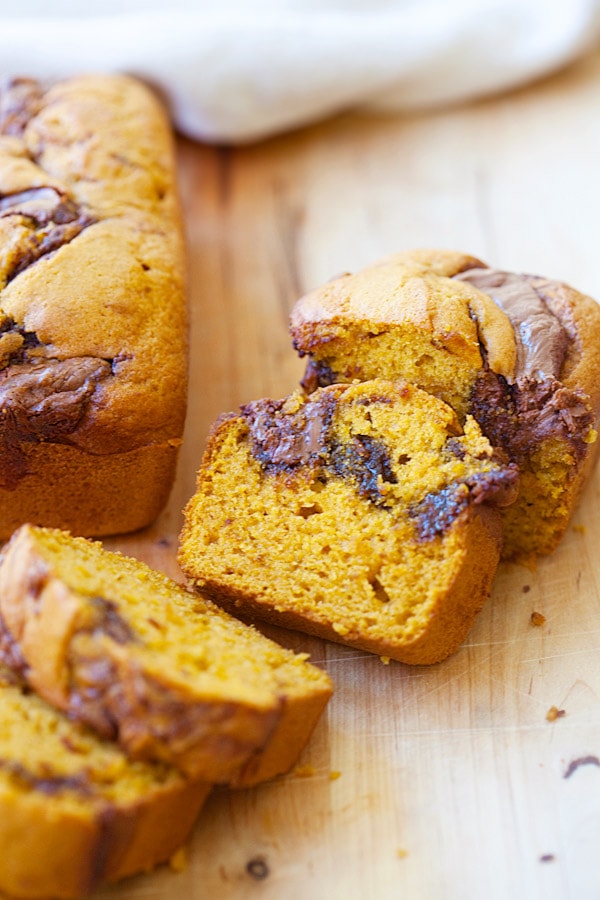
0, 663, 210, 900
0, 525, 332, 787
0, 74, 187, 539
179, 379, 518, 665
290, 249, 600, 560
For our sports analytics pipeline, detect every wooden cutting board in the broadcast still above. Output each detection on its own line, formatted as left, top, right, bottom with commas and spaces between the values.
97, 48, 600, 900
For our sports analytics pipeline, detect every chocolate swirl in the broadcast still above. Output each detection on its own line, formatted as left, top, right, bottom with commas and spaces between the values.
0, 186, 96, 284
455, 266, 594, 465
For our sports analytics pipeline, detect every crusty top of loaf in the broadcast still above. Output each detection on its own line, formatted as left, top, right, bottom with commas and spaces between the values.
0, 74, 187, 455
290, 248, 600, 418
290, 249, 518, 380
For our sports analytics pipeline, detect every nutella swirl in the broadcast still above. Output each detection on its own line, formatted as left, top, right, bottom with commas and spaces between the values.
243, 390, 403, 506
455, 267, 569, 381
0, 357, 112, 489
0, 186, 96, 285
243, 387, 517, 519
0, 77, 43, 137
242, 392, 338, 470
455, 266, 594, 465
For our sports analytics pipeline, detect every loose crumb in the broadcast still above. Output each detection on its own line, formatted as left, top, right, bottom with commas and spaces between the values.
530, 611, 546, 626
539, 854, 555, 863
169, 846, 188, 872
329, 770, 342, 781
396, 848, 409, 859
380, 655, 391, 665
546, 706, 566, 722
246, 857, 269, 881
563, 755, 600, 779
572, 524, 586, 535
294, 764, 316, 778
522, 584, 531, 593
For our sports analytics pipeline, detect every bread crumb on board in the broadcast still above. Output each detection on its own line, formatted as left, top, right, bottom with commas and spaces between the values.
293, 764, 342, 780
293, 764, 317, 778
563, 755, 600, 779
396, 848, 409, 859
546, 706, 566, 722
246, 856, 269, 881
530, 611, 546, 626
169, 846, 188, 872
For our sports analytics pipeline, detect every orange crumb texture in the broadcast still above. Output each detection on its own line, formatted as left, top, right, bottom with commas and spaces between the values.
380, 656, 391, 665
530, 611, 546, 626
329, 770, 342, 781
546, 706, 566, 722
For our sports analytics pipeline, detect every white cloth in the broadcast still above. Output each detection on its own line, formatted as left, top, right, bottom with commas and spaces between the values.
1, 0, 600, 143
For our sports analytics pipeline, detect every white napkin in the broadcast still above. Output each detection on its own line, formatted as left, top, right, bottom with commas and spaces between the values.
1, 0, 600, 143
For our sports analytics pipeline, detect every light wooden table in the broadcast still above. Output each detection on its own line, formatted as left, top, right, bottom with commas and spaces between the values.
99, 48, 600, 900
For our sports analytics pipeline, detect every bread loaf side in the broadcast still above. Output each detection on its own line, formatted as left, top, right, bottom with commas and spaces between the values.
0, 74, 187, 538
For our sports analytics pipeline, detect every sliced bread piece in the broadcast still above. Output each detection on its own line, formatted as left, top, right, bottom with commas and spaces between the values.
0, 525, 332, 786
0, 663, 210, 899
179, 379, 518, 665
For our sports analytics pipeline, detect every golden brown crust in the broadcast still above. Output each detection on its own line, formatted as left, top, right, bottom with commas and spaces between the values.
230, 673, 333, 787
291, 249, 518, 380
0, 74, 187, 539
0, 441, 180, 538
0, 777, 210, 899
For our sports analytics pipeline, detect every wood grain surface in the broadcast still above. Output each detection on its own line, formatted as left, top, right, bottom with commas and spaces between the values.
98, 48, 600, 900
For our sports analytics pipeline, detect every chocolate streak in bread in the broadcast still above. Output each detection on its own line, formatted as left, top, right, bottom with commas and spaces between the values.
0, 661, 211, 899
180, 379, 519, 664
243, 387, 516, 522
455, 267, 594, 466
0, 560, 281, 777
0, 356, 112, 489
0, 186, 96, 283
245, 391, 402, 505
457, 268, 568, 378
290, 249, 600, 559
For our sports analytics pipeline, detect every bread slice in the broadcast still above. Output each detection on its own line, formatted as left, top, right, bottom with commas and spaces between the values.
0, 525, 332, 786
179, 379, 518, 665
0, 663, 210, 899
290, 249, 600, 561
